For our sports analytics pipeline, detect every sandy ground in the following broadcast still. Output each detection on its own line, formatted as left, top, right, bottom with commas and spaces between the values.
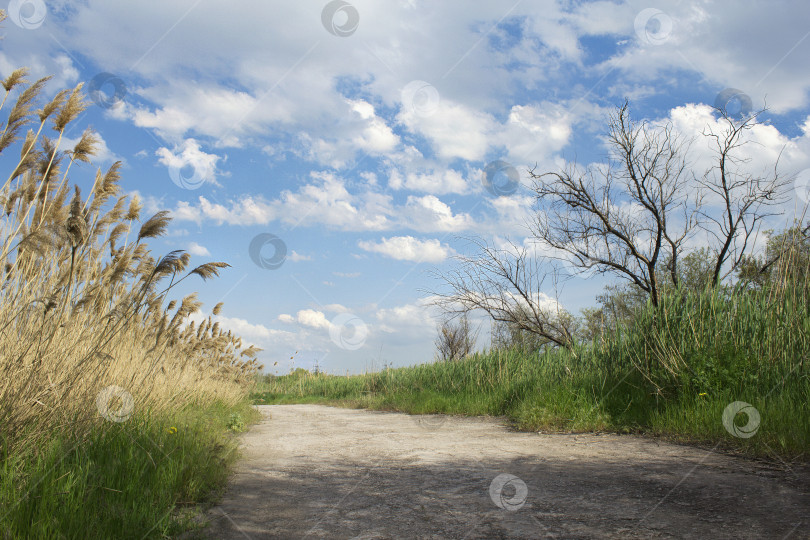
202, 404, 809, 539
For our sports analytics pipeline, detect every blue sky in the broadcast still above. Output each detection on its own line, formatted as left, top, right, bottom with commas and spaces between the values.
2, 0, 810, 374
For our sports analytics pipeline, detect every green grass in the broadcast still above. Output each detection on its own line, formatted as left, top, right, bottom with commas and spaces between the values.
254, 285, 810, 462
0, 400, 260, 539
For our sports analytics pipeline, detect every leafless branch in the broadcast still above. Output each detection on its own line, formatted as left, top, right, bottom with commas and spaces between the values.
428, 237, 575, 349
529, 101, 699, 306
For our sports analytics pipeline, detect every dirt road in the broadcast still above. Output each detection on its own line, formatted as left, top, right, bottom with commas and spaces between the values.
202, 404, 808, 539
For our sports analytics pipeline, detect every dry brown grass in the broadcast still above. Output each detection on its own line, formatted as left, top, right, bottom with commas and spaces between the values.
0, 63, 261, 452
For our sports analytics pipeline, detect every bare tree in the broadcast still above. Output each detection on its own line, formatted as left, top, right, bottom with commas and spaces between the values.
698, 107, 790, 286
434, 313, 477, 361
430, 238, 576, 349
530, 101, 699, 307
431, 101, 789, 350
530, 101, 789, 305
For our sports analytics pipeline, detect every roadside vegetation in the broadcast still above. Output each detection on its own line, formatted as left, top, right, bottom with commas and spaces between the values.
0, 10, 261, 538
256, 102, 809, 463
255, 243, 810, 461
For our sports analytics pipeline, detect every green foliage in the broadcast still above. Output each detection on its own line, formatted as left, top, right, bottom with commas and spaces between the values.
226, 413, 246, 432
0, 400, 259, 539
737, 222, 810, 288
256, 274, 810, 461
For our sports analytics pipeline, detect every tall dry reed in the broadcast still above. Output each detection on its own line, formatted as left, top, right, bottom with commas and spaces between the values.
0, 62, 261, 453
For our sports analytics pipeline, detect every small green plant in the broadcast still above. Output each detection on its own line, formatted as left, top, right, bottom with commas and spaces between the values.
226, 412, 246, 432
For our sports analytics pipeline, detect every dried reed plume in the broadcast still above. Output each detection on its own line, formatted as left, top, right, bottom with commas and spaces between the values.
0, 64, 261, 452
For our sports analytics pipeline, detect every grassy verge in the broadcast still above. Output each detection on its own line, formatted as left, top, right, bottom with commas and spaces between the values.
0, 54, 264, 537
255, 352, 809, 461
0, 400, 260, 539
254, 285, 810, 462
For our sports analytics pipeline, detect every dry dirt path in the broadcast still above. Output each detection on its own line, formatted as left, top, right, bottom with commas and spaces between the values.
202, 404, 808, 539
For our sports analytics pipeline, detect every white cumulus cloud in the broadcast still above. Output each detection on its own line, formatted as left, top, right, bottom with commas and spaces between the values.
358, 236, 455, 263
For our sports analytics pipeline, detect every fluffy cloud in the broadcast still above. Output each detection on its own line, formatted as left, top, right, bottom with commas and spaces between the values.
375, 298, 440, 335
279, 309, 332, 330
287, 251, 312, 262
348, 99, 400, 153
388, 167, 473, 195
5, 1, 810, 166
401, 195, 474, 232
296, 309, 332, 330
604, 2, 810, 114
186, 242, 210, 256
358, 236, 455, 263
397, 99, 494, 161
155, 139, 221, 188
167, 172, 477, 233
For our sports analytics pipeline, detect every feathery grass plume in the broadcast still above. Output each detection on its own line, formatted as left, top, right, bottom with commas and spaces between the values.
0, 65, 258, 466
1, 68, 27, 93
47, 182, 71, 226
65, 186, 87, 249
190, 261, 230, 281
108, 248, 134, 285
89, 162, 122, 217
134, 254, 156, 283
0, 76, 50, 153
130, 242, 148, 262
9, 130, 40, 181
153, 250, 190, 280
17, 225, 56, 258
36, 135, 62, 188
125, 194, 142, 221
240, 345, 262, 358
178, 251, 192, 271
212, 302, 224, 316
93, 196, 126, 239
4, 186, 20, 216
170, 293, 202, 327
137, 210, 171, 243
53, 83, 86, 132
21, 169, 36, 207
37, 88, 69, 124
70, 127, 98, 164
108, 223, 129, 253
